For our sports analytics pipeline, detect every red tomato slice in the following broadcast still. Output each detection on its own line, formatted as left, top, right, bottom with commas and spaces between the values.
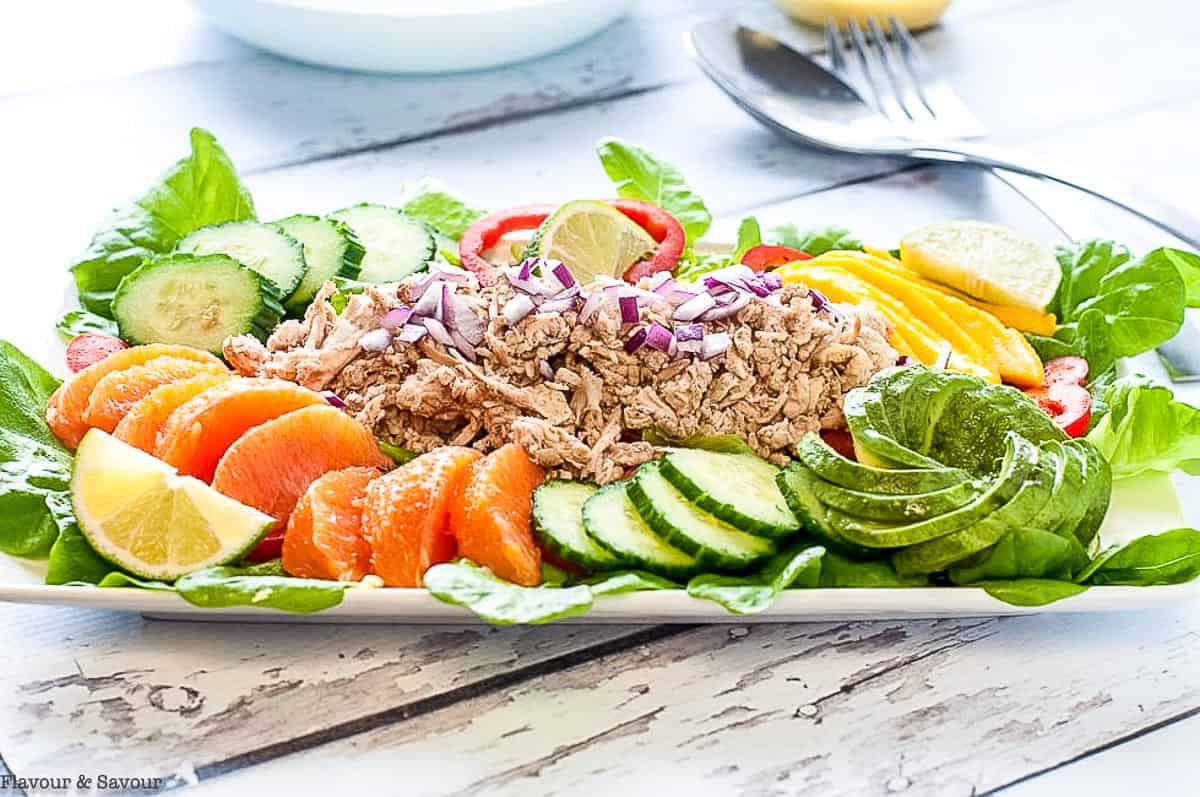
820, 428, 857, 461
1026, 382, 1091, 437
245, 529, 285, 563
1043, 356, 1089, 387
740, 244, 813, 272
65, 333, 130, 373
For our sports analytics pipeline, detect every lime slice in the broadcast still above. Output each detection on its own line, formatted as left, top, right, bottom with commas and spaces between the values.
71, 429, 274, 580
900, 221, 1061, 312
525, 200, 658, 284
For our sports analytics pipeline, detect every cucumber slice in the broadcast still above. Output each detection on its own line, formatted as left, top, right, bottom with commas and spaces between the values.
629, 462, 776, 570
581, 482, 699, 580
809, 478, 981, 523
329, 204, 435, 283
795, 434, 967, 495
177, 221, 307, 299
531, 480, 621, 572
273, 215, 365, 314
112, 253, 284, 354
776, 463, 884, 560
659, 449, 800, 538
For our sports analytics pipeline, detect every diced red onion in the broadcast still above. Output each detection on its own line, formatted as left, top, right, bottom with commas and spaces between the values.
704, 277, 735, 296
502, 293, 537, 326
397, 323, 428, 344
744, 280, 773, 298
450, 330, 478, 362
700, 292, 751, 321
761, 271, 783, 290
896, 355, 911, 366
406, 272, 438, 301
700, 332, 731, 360
578, 291, 607, 325
539, 360, 555, 379
550, 262, 576, 290
665, 287, 700, 306
645, 322, 674, 352
624, 328, 648, 354
436, 282, 459, 322
380, 306, 412, 332
412, 284, 441, 318
648, 271, 674, 290
676, 337, 704, 355
538, 297, 578, 314
421, 317, 455, 347
674, 292, 716, 321
619, 295, 639, 324
429, 259, 473, 284
808, 288, 830, 312
445, 293, 485, 345
550, 283, 581, 302
517, 258, 535, 281
359, 328, 392, 352
674, 323, 704, 342
321, 390, 347, 409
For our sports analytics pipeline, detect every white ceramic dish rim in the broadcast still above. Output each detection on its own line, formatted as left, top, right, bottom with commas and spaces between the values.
232, 0, 597, 19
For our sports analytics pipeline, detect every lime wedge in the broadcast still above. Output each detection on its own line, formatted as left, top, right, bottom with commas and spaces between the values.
71, 429, 274, 580
525, 200, 658, 284
900, 221, 1061, 312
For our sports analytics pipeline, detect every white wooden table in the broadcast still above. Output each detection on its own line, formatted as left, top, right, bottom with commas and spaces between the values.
1, 2, 1199, 795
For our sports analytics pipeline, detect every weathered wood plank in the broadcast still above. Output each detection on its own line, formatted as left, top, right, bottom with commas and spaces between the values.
190, 608, 1200, 796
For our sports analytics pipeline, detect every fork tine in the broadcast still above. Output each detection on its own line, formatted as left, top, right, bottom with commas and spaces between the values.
865, 16, 923, 121
888, 15, 935, 114
845, 18, 904, 122
823, 19, 847, 75
888, 15, 988, 137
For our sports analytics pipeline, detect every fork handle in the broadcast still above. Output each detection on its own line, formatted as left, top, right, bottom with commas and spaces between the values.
906, 140, 1200, 249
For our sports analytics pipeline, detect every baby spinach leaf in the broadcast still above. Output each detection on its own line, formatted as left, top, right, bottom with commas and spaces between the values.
56, 309, 120, 340
97, 572, 174, 590
768, 224, 862, 256
817, 551, 929, 587
1079, 528, 1200, 586
1086, 375, 1200, 479
979, 579, 1088, 607
732, 217, 762, 262
175, 566, 351, 613
45, 523, 112, 585
583, 570, 678, 596
0, 341, 75, 558
1027, 308, 1118, 377
401, 180, 485, 240
948, 528, 1090, 585
687, 544, 824, 614
424, 560, 594, 624
71, 128, 256, 317
596, 138, 712, 245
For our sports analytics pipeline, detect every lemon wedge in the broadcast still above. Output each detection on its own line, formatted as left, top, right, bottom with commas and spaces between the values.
525, 200, 657, 285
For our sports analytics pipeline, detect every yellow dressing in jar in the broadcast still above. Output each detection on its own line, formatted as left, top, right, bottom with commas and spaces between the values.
773, 0, 953, 29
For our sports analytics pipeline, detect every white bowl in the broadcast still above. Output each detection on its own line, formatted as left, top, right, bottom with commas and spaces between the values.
190, 0, 634, 74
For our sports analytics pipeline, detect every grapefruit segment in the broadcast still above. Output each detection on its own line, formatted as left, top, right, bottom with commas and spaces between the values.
46, 344, 222, 449
451, 444, 546, 587
155, 378, 326, 482
84, 356, 229, 433
362, 447, 482, 587
113, 373, 234, 453
283, 467, 381, 582
210, 404, 390, 537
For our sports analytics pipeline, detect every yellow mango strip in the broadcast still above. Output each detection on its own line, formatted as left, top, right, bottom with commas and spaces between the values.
864, 246, 1057, 335
859, 248, 1045, 387
812, 251, 999, 376
780, 264, 945, 364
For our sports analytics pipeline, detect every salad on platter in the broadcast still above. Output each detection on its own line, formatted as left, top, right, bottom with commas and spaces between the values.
4, 127, 1200, 623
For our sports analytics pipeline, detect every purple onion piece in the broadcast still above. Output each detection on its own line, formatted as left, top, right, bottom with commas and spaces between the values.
397, 323, 428, 344
420, 316, 455, 347
436, 282, 458, 322
502, 293, 537, 326
652, 276, 678, 296
412, 283, 441, 317
703, 277, 734, 296
619, 295, 639, 324
538, 297, 578, 314
321, 390, 348, 409
676, 338, 704, 355
624, 328, 648, 354
744, 280, 772, 298
517, 257, 536, 281
665, 287, 700, 306
577, 291, 606, 325
807, 288, 829, 312
896, 355, 912, 366
699, 292, 751, 321
429, 260, 473, 284
446, 293, 485, 346
645, 322, 674, 352
550, 262, 576, 290
700, 332, 731, 360
358, 328, 393, 352
673, 292, 717, 321
761, 271, 783, 290
380, 306, 413, 332
648, 271, 674, 290
674, 323, 704, 342
450, 330, 478, 362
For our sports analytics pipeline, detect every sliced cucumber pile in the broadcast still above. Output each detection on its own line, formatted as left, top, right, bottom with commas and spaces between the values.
532, 481, 621, 572
273, 215, 365, 314
329, 204, 435, 283
659, 449, 800, 538
112, 253, 283, 354
177, 221, 307, 300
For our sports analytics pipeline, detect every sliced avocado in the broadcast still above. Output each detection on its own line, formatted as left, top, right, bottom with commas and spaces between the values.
808, 477, 981, 523
893, 437, 1058, 575
876, 365, 925, 447
795, 434, 968, 495
776, 463, 886, 560
850, 428, 942, 470
928, 384, 1066, 476
1030, 442, 1087, 540
831, 433, 1035, 550
900, 368, 979, 456
1068, 439, 1112, 547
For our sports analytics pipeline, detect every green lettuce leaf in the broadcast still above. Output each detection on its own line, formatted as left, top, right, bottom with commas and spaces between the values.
1086, 375, 1200, 479
56, 310, 120, 340
687, 544, 825, 614
768, 224, 862, 256
979, 579, 1088, 607
175, 566, 351, 613
1078, 528, 1200, 586
582, 570, 678, 596
732, 216, 762, 262
1159, 248, 1200, 307
596, 138, 711, 245
401, 180, 485, 240
425, 560, 594, 624
71, 128, 256, 317
0, 341, 74, 558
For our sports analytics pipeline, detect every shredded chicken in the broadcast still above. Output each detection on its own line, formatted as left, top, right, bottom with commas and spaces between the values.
225, 276, 896, 483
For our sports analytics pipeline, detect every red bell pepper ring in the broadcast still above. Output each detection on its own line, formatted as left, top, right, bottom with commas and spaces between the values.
457, 199, 686, 284
740, 244, 813, 272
